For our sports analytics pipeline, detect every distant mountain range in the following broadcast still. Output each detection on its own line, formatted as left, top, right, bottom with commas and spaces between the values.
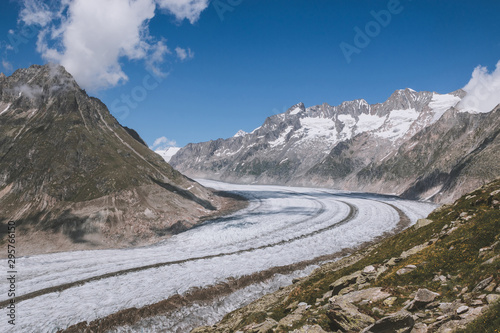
0, 64, 233, 255
170, 88, 500, 203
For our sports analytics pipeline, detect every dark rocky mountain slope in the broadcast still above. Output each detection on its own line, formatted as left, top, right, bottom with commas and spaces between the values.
0, 64, 242, 255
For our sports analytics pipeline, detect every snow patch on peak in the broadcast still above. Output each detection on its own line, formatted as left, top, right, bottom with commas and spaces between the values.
358, 99, 369, 107
355, 113, 386, 134
289, 106, 303, 115
298, 117, 336, 141
429, 93, 461, 123
250, 126, 261, 134
0, 103, 12, 116
234, 130, 247, 138
374, 108, 419, 142
269, 126, 294, 148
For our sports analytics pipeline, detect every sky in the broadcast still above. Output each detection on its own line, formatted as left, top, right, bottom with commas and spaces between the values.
1, 0, 500, 149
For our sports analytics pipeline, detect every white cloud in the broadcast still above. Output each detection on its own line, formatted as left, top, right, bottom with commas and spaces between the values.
19, 0, 54, 27
146, 39, 171, 77
19, 0, 208, 91
151, 136, 177, 150
156, 0, 209, 24
175, 46, 194, 61
459, 60, 500, 113
2, 60, 13, 72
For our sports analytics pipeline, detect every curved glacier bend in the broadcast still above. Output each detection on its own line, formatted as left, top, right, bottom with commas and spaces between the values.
0, 180, 438, 332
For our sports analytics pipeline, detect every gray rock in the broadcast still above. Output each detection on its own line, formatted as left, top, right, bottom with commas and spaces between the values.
327, 299, 375, 332
329, 271, 361, 295
456, 305, 469, 314
414, 219, 433, 230
486, 294, 500, 304
414, 289, 440, 303
481, 255, 500, 265
397, 265, 417, 275
408, 289, 440, 311
249, 318, 278, 333
410, 322, 428, 333
291, 324, 328, 333
361, 310, 414, 333
473, 276, 494, 292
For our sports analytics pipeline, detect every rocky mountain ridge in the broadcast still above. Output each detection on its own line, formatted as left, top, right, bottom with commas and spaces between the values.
170, 88, 500, 203
0, 64, 243, 255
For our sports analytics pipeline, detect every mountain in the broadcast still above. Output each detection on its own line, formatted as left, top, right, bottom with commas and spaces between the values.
0, 64, 240, 255
192, 177, 500, 333
155, 146, 181, 162
170, 88, 500, 202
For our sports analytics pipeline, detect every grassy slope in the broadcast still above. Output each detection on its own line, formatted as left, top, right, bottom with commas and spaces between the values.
204, 178, 500, 332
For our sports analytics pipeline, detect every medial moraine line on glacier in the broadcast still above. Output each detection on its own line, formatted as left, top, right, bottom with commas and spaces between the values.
59, 201, 413, 333
0, 198, 357, 308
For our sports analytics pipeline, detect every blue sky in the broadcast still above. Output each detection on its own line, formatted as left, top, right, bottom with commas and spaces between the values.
1, 0, 500, 148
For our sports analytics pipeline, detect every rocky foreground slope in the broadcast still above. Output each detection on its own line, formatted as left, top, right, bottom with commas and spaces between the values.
0, 64, 244, 255
171, 89, 500, 203
192, 178, 500, 333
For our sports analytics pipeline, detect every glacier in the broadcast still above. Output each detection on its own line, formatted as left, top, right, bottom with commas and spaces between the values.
0, 180, 437, 332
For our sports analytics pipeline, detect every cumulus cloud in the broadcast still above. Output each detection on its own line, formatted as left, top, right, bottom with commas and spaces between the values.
18, 0, 209, 91
150, 136, 178, 150
146, 39, 171, 77
19, 0, 54, 27
459, 61, 500, 113
175, 46, 194, 61
156, 0, 209, 24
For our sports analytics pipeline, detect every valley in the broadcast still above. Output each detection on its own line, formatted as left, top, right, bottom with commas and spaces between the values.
0, 180, 436, 332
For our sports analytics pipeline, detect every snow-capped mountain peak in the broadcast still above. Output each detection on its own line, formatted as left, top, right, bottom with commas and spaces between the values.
170, 87, 500, 203
233, 129, 247, 137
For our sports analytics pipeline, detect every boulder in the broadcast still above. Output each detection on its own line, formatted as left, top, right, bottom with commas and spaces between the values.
327, 299, 375, 332
410, 322, 428, 333
414, 219, 433, 230
363, 265, 377, 275
473, 276, 493, 292
481, 255, 500, 265
329, 271, 361, 295
486, 294, 500, 304
408, 289, 440, 310
249, 318, 278, 333
279, 303, 309, 328
397, 265, 417, 275
386, 257, 402, 266
332, 287, 392, 304
361, 310, 414, 333
291, 324, 328, 333
414, 289, 440, 304
383, 297, 398, 307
